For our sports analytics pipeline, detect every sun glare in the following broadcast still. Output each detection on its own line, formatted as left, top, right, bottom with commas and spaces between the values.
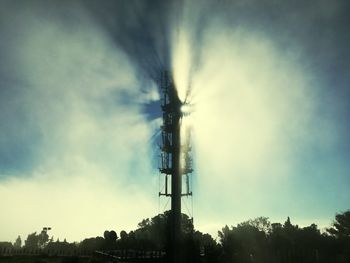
180, 103, 192, 116
172, 29, 191, 101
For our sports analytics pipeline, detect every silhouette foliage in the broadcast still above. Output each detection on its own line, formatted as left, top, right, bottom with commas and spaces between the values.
2, 210, 350, 263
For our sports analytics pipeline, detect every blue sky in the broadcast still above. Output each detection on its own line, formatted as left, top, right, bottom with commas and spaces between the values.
0, 0, 349, 242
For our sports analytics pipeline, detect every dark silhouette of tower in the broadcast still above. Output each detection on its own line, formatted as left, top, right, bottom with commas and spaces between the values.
159, 71, 193, 263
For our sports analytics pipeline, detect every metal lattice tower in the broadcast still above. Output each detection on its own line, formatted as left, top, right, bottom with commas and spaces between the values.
158, 71, 193, 262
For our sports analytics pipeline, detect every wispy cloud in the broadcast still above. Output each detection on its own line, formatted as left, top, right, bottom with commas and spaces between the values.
171, 2, 349, 234
0, 1, 158, 242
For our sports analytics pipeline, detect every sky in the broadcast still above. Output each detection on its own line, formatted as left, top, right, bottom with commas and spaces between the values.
0, 0, 349, 243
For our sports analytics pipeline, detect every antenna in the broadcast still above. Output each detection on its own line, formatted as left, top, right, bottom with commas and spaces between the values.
158, 70, 193, 262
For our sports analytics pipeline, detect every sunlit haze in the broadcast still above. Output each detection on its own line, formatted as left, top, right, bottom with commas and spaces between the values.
1, 0, 349, 243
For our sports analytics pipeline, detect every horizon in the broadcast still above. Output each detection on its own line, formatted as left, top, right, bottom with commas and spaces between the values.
0, 210, 341, 244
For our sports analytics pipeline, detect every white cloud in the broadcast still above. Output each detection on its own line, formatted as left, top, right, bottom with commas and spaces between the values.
1, 1, 345, 244
0, 4, 157, 242
172, 23, 338, 233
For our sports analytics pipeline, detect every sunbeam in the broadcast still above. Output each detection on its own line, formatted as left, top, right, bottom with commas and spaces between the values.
0, 0, 349, 245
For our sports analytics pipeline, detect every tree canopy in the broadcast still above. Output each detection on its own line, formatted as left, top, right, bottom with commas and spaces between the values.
327, 210, 350, 238
3, 210, 350, 263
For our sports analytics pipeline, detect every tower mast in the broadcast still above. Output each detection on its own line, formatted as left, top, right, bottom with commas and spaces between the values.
159, 71, 192, 263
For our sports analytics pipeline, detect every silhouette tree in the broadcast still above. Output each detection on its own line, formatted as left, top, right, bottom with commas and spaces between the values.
45, 239, 77, 255
38, 229, 49, 248
326, 210, 350, 262
109, 230, 118, 241
14, 235, 22, 248
24, 229, 50, 250
119, 230, 128, 249
239, 216, 271, 234
327, 210, 350, 238
133, 213, 169, 250
130, 211, 195, 251
192, 231, 221, 263
120, 230, 127, 240
79, 237, 104, 253
24, 232, 39, 249
218, 217, 270, 263
10, 211, 350, 262
218, 225, 238, 262
103, 230, 118, 250
103, 231, 110, 240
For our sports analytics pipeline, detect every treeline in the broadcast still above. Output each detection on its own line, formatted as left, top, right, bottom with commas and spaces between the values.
1, 210, 349, 263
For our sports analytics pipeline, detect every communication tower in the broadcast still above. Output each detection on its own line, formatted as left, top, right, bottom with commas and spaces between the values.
158, 71, 193, 262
